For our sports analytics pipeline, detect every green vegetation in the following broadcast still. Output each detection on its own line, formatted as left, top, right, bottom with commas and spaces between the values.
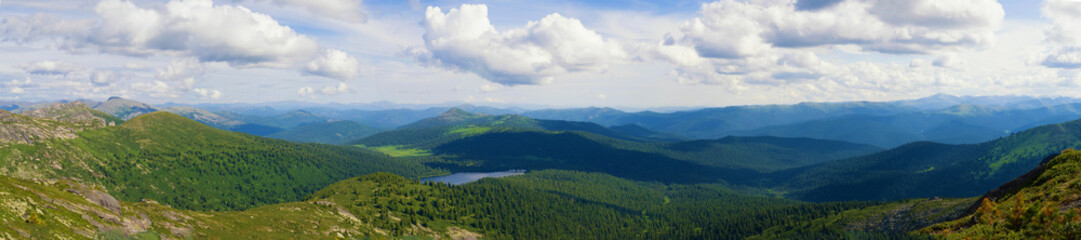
922, 149, 1081, 239
750, 198, 973, 239
308, 170, 878, 240
0, 111, 444, 211
776, 117, 1081, 202
0, 174, 468, 239
362, 145, 432, 157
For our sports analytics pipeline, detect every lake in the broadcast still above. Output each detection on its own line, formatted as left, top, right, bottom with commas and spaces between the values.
421, 170, 527, 185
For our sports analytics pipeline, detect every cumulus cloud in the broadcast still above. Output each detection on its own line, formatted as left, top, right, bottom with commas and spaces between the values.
18, 60, 84, 75
193, 88, 223, 99
91, 70, 115, 86
1041, 0, 1081, 68
655, 0, 1004, 86
321, 82, 348, 95
297, 86, 315, 96
3, 0, 360, 79
410, 4, 627, 85
304, 49, 359, 80
131, 80, 173, 97
157, 58, 209, 82
933, 54, 965, 70
478, 84, 497, 93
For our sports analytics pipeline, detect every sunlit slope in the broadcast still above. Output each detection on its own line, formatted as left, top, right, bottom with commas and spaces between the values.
1, 111, 443, 211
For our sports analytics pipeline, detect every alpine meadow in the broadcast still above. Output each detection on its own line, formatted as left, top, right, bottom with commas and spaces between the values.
4, 0, 1081, 239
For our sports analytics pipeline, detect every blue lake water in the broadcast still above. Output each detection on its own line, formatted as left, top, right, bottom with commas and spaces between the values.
421, 170, 527, 185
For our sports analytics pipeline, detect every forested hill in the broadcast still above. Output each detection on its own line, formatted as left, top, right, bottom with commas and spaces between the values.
267, 120, 382, 145
772, 117, 1081, 202
428, 131, 884, 182
354, 108, 686, 148
0, 111, 443, 211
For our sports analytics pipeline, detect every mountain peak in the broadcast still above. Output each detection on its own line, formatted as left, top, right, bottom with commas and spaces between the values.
440, 107, 480, 119
106, 96, 125, 101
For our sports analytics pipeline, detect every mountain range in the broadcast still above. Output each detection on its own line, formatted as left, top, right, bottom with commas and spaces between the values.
6, 95, 1081, 239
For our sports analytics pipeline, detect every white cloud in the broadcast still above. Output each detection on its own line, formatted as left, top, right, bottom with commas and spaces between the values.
125, 62, 150, 69
684, 0, 1003, 54
131, 80, 173, 97
157, 58, 209, 82
297, 86, 314, 96
91, 70, 115, 86
304, 49, 359, 80
320, 82, 348, 95
654, 0, 1004, 86
411, 4, 627, 86
193, 88, 223, 99
3, 0, 360, 77
18, 60, 83, 75
10, 87, 25, 94
1041, 0, 1081, 68
933, 54, 965, 70
478, 84, 497, 93
597, 93, 607, 100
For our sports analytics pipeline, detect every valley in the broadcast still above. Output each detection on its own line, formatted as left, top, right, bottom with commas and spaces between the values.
5, 95, 1081, 239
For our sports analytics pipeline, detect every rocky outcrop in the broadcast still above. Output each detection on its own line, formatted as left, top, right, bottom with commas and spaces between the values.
0, 110, 80, 146
23, 102, 119, 127
64, 181, 122, 215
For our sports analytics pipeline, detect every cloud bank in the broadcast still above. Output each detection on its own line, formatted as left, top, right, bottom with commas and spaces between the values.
410, 4, 626, 86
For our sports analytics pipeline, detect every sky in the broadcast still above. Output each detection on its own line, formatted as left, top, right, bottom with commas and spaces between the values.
0, 0, 1079, 108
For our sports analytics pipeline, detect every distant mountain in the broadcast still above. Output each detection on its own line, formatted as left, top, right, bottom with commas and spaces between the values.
524, 102, 914, 139
308, 107, 448, 129
268, 120, 382, 145
216, 109, 328, 130
355, 108, 686, 149
770, 117, 1081, 202
609, 124, 688, 142
733, 103, 1081, 148
892, 93, 1081, 110
89, 97, 160, 120
163, 106, 244, 129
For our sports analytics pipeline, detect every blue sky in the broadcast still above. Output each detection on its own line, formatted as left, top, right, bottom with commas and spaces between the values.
1, 0, 1079, 108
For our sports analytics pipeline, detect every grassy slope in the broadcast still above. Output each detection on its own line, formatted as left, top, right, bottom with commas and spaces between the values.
1, 111, 444, 211
0, 174, 467, 239
921, 149, 1081, 239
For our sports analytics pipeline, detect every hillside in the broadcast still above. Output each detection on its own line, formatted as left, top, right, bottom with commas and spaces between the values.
773, 117, 1081, 202
216, 109, 328, 130
267, 120, 382, 145
22, 102, 122, 127
0, 111, 443, 211
0, 174, 476, 239
654, 136, 883, 171
163, 106, 244, 130
355, 108, 684, 149
306, 170, 874, 240
922, 149, 1081, 238
0, 109, 83, 146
